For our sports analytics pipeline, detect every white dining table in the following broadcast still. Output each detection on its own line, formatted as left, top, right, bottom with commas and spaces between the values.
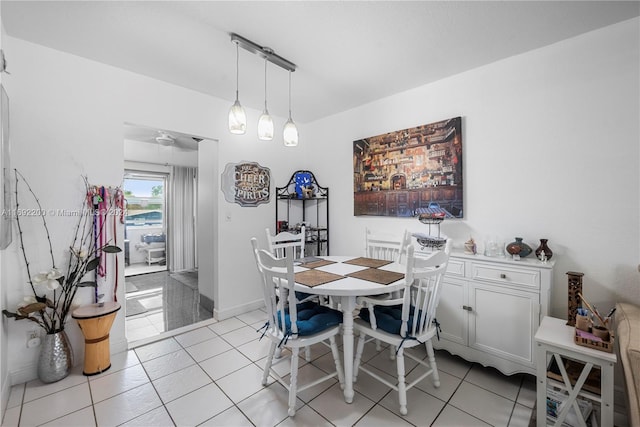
293, 255, 406, 404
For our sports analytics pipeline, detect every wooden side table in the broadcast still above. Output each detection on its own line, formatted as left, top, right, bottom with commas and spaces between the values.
534, 316, 616, 427
72, 302, 121, 376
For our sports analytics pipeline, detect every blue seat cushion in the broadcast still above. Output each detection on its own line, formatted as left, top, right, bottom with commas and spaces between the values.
358, 304, 424, 336
278, 301, 343, 336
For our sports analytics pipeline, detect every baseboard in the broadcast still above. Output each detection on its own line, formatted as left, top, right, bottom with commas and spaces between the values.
200, 294, 214, 313
111, 337, 128, 355
214, 299, 264, 320
8, 363, 37, 388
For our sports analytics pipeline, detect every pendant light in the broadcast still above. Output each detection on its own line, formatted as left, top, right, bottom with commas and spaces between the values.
257, 56, 274, 141
283, 70, 299, 147
228, 41, 246, 135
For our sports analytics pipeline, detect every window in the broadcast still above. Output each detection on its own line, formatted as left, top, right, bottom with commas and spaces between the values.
124, 175, 166, 228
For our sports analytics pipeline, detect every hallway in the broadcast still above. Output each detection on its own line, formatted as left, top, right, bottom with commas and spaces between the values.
125, 271, 212, 343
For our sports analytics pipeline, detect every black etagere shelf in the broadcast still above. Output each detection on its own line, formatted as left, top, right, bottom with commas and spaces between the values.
275, 170, 329, 256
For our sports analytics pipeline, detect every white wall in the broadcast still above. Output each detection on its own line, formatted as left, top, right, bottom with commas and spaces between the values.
306, 17, 640, 316
0, 36, 306, 384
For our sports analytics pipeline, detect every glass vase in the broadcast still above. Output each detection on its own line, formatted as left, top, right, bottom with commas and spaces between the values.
38, 330, 74, 383
535, 239, 553, 260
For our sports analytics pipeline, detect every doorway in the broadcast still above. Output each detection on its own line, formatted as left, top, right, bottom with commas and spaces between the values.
124, 173, 168, 277
123, 123, 212, 343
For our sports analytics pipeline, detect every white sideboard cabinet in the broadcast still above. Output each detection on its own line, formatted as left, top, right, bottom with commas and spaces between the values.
434, 251, 554, 376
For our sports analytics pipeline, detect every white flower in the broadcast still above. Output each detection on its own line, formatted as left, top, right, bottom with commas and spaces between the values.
33, 268, 63, 290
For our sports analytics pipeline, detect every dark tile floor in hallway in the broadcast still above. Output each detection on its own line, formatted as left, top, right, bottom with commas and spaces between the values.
124, 270, 213, 342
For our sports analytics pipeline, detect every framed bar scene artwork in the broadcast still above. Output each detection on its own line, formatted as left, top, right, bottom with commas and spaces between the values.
353, 116, 463, 218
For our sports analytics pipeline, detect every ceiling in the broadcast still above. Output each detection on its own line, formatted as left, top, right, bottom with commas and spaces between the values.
2, 1, 639, 124
123, 123, 202, 151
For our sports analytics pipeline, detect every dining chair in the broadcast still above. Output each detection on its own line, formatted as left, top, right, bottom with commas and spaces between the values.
364, 228, 413, 350
261, 230, 318, 360
252, 241, 345, 417
353, 245, 449, 416
365, 227, 411, 263
266, 226, 306, 259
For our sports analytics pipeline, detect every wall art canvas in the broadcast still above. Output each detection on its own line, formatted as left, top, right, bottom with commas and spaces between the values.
353, 116, 463, 218
221, 161, 271, 207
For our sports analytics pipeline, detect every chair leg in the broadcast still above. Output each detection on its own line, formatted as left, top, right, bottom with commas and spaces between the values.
389, 344, 396, 360
353, 331, 366, 382
288, 347, 299, 417
425, 340, 440, 387
375, 339, 381, 351
329, 336, 345, 389
304, 346, 311, 361
396, 347, 408, 416
262, 341, 277, 386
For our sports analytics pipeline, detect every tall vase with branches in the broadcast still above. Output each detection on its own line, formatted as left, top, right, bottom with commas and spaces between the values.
2, 170, 121, 334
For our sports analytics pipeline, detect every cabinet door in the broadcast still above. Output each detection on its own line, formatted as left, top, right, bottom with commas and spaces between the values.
468, 283, 540, 367
436, 277, 467, 345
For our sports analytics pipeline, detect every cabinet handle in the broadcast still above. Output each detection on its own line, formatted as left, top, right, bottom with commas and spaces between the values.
500, 273, 507, 279
462, 305, 473, 312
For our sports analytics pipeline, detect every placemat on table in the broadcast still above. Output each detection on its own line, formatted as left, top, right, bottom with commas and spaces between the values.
343, 257, 393, 268
295, 270, 344, 287
347, 268, 404, 285
299, 259, 336, 269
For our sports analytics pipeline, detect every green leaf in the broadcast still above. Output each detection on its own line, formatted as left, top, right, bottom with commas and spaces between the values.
77, 281, 97, 288
102, 245, 122, 253
86, 257, 100, 272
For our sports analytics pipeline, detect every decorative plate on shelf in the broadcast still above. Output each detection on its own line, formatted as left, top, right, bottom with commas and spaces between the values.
294, 171, 313, 199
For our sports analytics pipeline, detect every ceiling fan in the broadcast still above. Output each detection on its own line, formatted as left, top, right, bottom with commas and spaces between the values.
155, 131, 175, 146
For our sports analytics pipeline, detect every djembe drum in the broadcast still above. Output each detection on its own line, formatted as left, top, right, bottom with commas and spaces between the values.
72, 301, 121, 376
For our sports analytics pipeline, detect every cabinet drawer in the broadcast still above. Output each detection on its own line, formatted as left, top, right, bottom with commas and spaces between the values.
471, 263, 540, 289
446, 258, 465, 277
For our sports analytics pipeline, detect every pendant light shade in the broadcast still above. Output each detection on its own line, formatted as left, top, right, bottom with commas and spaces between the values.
229, 99, 246, 135
228, 42, 246, 134
258, 112, 274, 140
257, 57, 274, 141
283, 70, 299, 147
283, 119, 298, 147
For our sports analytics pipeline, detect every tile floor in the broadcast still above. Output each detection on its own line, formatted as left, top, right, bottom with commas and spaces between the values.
2, 308, 537, 427
125, 271, 213, 343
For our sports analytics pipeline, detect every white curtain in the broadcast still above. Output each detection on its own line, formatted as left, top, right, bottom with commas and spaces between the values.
168, 166, 197, 272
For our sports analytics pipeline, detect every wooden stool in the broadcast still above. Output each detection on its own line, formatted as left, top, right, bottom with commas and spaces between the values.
72, 302, 121, 376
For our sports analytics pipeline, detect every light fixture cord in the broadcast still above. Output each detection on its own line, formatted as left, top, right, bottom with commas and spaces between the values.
288, 70, 292, 118
264, 57, 268, 111
235, 42, 239, 99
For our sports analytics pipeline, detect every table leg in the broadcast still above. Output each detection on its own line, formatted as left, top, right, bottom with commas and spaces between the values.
601, 361, 614, 427
341, 296, 356, 403
536, 343, 548, 427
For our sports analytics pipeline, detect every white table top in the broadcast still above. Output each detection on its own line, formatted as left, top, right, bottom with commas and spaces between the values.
293, 255, 406, 297
534, 316, 616, 363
